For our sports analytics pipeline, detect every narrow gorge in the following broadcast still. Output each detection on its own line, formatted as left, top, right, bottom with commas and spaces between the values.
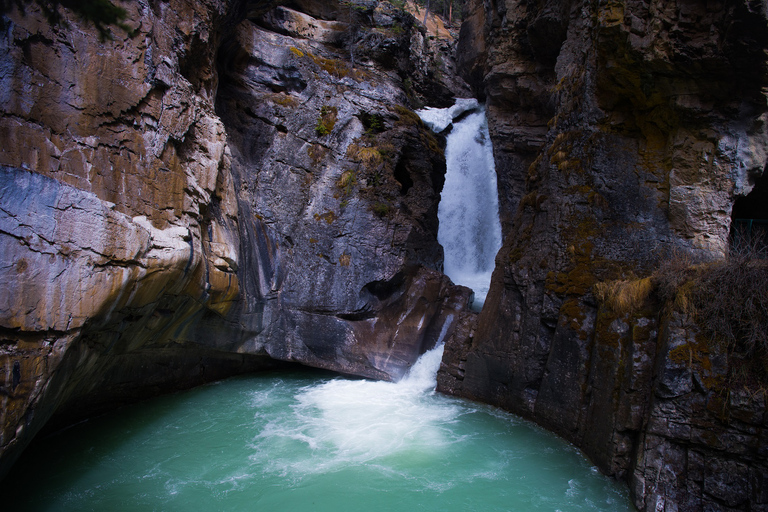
1, 1, 767, 511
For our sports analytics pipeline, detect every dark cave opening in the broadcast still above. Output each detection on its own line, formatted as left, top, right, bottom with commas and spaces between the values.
730, 170, 768, 253
394, 158, 414, 195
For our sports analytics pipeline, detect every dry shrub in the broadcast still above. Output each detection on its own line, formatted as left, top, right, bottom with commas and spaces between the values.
730, 220, 768, 258
347, 144, 383, 167
653, 248, 698, 304
672, 280, 697, 317
651, 243, 768, 383
336, 169, 357, 197
594, 277, 654, 314
290, 47, 367, 81
310, 54, 352, 79
337, 169, 356, 189
689, 253, 768, 379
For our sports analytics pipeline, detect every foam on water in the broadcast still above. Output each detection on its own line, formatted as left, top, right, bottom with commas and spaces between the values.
251, 344, 461, 475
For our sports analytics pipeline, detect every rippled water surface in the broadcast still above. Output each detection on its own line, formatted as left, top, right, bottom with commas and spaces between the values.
2, 347, 634, 511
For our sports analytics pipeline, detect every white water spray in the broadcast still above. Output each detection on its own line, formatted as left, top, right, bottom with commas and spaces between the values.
418, 100, 503, 310
252, 344, 457, 474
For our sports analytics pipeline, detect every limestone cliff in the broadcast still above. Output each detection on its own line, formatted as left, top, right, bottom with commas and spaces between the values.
0, 0, 471, 478
440, 1, 768, 511
4, 1, 766, 510
213, 1, 471, 380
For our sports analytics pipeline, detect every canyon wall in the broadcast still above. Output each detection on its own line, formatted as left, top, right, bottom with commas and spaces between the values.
440, 1, 768, 511
0, 0, 471, 478
3, 0, 767, 510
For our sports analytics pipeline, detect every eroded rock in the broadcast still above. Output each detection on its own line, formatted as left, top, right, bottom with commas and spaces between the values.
214, 5, 471, 379
0, 0, 472, 479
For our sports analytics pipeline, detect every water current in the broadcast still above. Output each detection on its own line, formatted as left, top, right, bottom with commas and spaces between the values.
1, 345, 634, 511
417, 99, 503, 310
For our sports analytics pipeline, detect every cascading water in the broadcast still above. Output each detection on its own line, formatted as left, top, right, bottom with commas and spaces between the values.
1, 346, 634, 511
417, 99, 503, 310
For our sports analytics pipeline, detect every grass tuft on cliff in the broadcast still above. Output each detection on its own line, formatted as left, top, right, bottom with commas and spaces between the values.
315, 106, 338, 136
594, 277, 654, 315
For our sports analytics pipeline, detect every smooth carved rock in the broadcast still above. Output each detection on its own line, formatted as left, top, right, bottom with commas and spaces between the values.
0, 167, 157, 331
215, 4, 472, 379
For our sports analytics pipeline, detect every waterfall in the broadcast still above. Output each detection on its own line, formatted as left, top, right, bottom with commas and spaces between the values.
417, 100, 503, 310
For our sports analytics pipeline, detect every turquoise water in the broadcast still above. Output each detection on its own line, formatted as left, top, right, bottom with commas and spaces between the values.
1, 347, 634, 511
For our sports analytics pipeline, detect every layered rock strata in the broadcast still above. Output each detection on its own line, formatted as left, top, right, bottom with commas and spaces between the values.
0, 0, 471, 478
440, 1, 768, 511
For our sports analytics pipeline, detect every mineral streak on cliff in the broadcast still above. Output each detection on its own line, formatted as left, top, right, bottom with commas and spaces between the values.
439, 1, 768, 511
0, 0, 472, 479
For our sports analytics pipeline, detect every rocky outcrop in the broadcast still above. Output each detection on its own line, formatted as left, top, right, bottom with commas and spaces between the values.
441, 1, 768, 511
213, 1, 473, 379
0, 0, 255, 477
0, 0, 471, 478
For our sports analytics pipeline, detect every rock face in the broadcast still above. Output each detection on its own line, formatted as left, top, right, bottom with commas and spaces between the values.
214, 2, 470, 380
0, 0, 471, 478
440, 1, 768, 511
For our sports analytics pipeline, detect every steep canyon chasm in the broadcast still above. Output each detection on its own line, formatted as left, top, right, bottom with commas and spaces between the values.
1, 1, 768, 512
